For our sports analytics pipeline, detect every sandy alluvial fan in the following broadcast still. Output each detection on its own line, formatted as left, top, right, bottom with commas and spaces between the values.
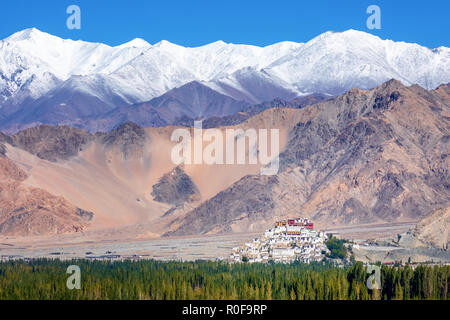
0, 80, 448, 240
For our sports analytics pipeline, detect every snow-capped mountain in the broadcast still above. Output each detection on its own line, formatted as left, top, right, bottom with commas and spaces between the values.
0, 28, 449, 132
0, 28, 150, 105
205, 67, 300, 103
263, 30, 450, 95
105, 39, 303, 102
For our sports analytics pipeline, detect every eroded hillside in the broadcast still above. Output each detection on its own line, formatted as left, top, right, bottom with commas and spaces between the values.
0, 144, 93, 236
1, 80, 449, 238
167, 81, 450, 236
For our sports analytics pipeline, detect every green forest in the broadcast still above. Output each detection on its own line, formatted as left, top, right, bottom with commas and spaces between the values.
0, 259, 448, 300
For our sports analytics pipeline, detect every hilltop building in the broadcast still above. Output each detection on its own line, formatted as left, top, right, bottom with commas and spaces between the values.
230, 218, 328, 263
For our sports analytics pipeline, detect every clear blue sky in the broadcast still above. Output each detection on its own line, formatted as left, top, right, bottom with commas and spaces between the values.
1, 0, 449, 48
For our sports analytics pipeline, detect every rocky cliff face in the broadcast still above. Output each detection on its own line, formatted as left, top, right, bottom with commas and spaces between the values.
166, 80, 450, 236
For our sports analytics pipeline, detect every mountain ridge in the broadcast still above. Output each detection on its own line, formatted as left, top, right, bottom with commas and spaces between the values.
1, 28, 449, 133
165, 79, 450, 236
0, 79, 448, 238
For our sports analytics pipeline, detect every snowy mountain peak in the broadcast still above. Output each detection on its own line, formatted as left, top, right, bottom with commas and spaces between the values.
200, 40, 227, 49
315, 29, 379, 39
4, 27, 63, 44
264, 29, 450, 95
118, 38, 151, 48
209, 40, 226, 46
0, 28, 449, 122
154, 40, 178, 47
304, 29, 382, 49
6, 27, 44, 41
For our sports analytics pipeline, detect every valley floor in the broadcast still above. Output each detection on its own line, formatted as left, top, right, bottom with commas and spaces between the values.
322, 221, 417, 241
0, 232, 258, 261
0, 221, 426, 262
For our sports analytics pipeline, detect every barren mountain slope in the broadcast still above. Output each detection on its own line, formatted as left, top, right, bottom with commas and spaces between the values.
2, 80, 448, 238
166, 80, 450, 236
1, 109, 299, 234
0, 147, 93, 236
412, 207, 450, 248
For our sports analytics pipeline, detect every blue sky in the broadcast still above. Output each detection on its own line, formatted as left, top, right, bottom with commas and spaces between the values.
1, 0, 449, 48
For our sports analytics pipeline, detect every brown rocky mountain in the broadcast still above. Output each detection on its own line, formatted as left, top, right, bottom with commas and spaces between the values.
151, 166, 201, 206
0, 151, 93, 236
0, 80, 448, 239
99, 121, 148, 159
0, 106, 299, 236
165, 80, 450, 236
7, 125, 93, 162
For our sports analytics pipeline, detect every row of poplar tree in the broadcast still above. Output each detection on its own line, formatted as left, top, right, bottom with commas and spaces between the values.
0, 259, 448, 300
